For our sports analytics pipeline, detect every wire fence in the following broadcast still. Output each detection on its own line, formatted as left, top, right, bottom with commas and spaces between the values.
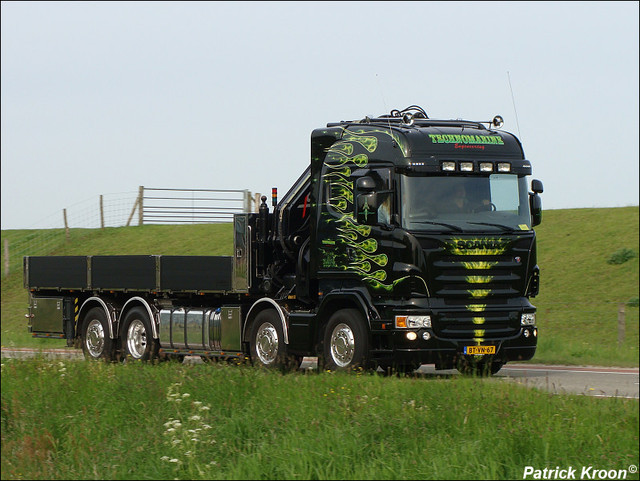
140, 187, 256, 224
1, 187, 262, 279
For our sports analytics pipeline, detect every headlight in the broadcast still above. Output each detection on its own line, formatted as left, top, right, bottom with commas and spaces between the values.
497, 162, 511, 172
460, 162, 473, 172
521, 313, 536, 325
395, 315, 432, 329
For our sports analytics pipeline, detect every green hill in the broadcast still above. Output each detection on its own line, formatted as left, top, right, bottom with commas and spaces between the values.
2, 207, 638, 366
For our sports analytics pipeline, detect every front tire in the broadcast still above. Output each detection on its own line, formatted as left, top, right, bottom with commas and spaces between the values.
81, 307, 115, 361
121, 307, 159, 362
322, 308, 370, 371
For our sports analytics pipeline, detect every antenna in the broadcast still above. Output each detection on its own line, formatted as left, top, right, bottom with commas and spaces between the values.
507, 71, 522, 140
375, 73, 394, 134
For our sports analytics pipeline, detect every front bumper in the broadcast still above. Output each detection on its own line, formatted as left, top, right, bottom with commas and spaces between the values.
370, 299, 538, 366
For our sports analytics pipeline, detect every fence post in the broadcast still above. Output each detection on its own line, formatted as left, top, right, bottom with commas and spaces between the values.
138, 186, 144, 225
617, 303, 625, 346
3, 239, 8, 278
63, 209, 70, 240
100, 195, 105, 229
244, 190, 251, 213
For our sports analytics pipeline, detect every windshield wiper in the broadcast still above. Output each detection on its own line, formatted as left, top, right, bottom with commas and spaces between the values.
413, 221, 464, 232
467, 222, 517, 232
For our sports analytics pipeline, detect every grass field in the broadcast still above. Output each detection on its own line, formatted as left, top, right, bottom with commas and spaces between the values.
1, 206, 639, 366
1, 208, 638, 481
1, 358, 638, 480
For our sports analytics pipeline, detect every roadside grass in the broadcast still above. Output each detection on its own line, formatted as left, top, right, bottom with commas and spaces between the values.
2, 207, 638, 367
1, 358, 638, 480
531, 207, 639, 366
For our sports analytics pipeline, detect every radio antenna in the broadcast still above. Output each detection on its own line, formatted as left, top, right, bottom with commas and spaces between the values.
375, 73, 394, 133
507, 71, 522, 140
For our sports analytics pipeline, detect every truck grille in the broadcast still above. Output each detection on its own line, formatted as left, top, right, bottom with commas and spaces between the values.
419, 235, 533, 340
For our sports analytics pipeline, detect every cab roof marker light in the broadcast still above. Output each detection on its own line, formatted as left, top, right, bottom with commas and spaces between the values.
460, 162, 473, 172
442, 161, 456, 172
480, 162, 493, 172
497, 162, 511, 172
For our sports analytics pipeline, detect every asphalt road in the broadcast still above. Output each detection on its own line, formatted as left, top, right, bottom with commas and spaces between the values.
2, 348, 638, 399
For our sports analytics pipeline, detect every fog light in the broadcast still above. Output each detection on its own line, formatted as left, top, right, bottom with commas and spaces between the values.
521, 313, 536, 325
523, 329, 530, 338
422, 331, 431, 341
406, 331, 418, 341
442, 161, 456, 171
534, 328, 538, 337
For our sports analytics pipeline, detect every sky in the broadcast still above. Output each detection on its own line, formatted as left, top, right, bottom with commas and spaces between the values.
1, 1, 639, 230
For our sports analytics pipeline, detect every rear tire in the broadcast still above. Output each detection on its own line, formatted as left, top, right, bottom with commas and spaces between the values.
250, 310, 288, 369
81, 307, 115, 361
121, 307, 159, 362
322, 308, 370, 371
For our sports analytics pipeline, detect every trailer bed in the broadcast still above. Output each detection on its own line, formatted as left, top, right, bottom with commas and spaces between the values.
24, 255, 234, 293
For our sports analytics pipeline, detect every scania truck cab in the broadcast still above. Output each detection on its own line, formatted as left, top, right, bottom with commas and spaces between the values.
282, 106, 543, 374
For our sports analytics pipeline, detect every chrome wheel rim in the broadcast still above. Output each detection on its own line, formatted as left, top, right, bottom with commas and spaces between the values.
126, 319, 147, 359
330, 323, 355, 368
255, 322, 278, 365
86, 319, 105, 358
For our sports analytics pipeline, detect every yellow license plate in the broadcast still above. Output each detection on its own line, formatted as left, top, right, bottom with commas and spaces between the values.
464, 345, 496, 355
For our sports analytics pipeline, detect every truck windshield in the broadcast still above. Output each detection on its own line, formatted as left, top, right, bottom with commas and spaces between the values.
400, 173, 532, 232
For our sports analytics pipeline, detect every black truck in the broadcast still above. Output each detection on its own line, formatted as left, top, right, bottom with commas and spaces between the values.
24, 106, 543, 375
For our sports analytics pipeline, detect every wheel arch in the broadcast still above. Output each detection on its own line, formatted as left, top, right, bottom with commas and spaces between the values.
315, 290, 378, 343
78, 297, 119, 340
119, 297, 158, 339
242, 298, 289, 345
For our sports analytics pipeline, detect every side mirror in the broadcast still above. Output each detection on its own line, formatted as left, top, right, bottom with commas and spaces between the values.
356, 176, 376, 192
530, 193, 542, 226
357, 193, 378, 224
355, 176, 378, 224
531, 179, 543, 194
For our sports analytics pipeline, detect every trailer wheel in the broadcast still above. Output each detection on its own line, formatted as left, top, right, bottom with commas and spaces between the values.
81, 307, 115, 361
249, 309, 289, 369
121, 307, 159, 362
322, 308, 370, 371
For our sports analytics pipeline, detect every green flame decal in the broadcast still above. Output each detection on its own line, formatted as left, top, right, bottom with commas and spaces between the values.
467, 304, 487, 312
328, 142, 354, 155
468, 289, 491, 299
466, 275, 494, 284
462, 261, 498, 270
319, 127, 410, 291
341, 131, 378, 152
325, 151, 369, 168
